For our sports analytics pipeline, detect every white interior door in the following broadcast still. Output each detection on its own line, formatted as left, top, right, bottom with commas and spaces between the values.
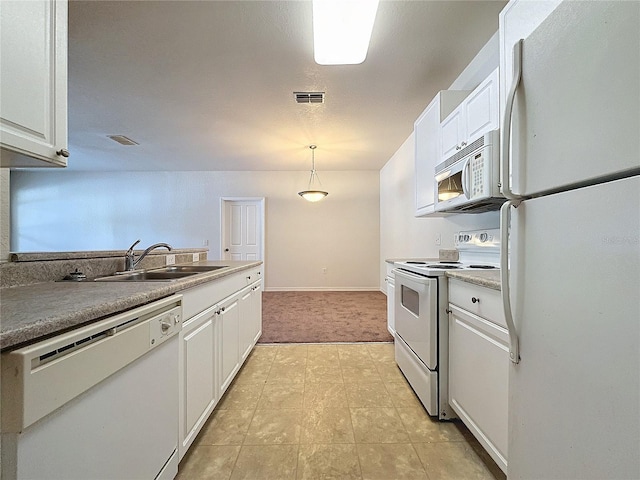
221, 198, 264, 261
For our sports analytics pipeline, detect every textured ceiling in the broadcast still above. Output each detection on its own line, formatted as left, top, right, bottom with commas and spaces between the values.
67, 0, 506, 172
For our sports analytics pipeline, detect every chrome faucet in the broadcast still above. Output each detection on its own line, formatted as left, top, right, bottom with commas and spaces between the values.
124, 239, 172, 271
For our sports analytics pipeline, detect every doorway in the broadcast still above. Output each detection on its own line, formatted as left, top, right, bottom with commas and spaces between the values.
220, 198, 265, 262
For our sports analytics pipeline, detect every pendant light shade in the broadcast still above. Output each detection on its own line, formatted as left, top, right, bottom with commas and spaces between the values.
298, 145, 328, 202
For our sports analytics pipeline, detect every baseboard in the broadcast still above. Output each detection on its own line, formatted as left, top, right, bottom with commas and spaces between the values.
264, 287, 380, 292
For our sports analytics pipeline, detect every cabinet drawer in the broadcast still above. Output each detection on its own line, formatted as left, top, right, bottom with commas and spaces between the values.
449, 279, 505, 328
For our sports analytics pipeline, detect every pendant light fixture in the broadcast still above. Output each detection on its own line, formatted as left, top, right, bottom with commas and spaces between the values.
298, 145, 328, 202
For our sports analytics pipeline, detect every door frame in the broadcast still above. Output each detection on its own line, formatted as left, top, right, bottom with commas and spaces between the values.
219, 197, 266, 263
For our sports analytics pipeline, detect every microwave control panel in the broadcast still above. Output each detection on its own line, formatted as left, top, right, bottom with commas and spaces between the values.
470, 151, 486, 197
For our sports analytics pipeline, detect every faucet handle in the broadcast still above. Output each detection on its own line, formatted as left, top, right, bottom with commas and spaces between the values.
126, 239, 141, 254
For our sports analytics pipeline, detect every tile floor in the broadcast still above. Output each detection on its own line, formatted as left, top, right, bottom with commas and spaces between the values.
176, 343, 506, 480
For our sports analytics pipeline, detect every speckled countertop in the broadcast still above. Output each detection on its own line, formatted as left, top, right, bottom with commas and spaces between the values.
0, 260, 261, 351
446, 270, 501, 290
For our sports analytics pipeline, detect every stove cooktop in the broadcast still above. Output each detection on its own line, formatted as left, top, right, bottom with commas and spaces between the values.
395, 261, 498, 276
396, 228, 501, 276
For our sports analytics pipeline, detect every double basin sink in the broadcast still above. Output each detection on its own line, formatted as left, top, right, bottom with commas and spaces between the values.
95, 265, 227, 282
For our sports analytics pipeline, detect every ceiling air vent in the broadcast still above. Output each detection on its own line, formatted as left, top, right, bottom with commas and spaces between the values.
107, 135, 139, 146
294, 91, 325, 104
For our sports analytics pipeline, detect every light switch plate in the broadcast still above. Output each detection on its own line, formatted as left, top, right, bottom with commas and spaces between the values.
192, 253, 199, 262
165, 254, 176, 265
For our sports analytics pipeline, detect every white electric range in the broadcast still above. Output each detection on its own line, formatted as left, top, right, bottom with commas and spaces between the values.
392, 229, 500, 419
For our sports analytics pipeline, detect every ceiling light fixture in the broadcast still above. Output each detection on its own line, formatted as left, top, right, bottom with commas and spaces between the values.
312, 0, 379, 65
107, 135, 139, 146
298, 145, 328, 202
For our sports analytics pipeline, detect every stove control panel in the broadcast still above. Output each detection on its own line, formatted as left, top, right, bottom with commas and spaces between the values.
455, 229, 500, 250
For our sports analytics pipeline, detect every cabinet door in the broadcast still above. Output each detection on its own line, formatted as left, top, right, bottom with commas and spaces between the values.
448, 304, 509, 473
414, 96, 440, 215
440, 106, 464, 159
219, 295, 241, 395
180, 312, 216, 458
238, 286, 254, 362
250, 281, 262, 345
0, 0, 68, 167
464, 68, 499, 143
239, 280, 263, 362
386, 276, 395, 335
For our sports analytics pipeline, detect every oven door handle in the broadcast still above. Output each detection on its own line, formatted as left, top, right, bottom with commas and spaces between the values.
392, 268, 429, 282
392, 268, 434, 292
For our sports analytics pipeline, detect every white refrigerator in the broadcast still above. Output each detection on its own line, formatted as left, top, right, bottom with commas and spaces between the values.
499, 1, 640, 478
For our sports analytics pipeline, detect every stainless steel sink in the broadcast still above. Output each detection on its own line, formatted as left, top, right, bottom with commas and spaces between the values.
95, 271, 199, 282
94, 265, 227, 282
159, 265, 228, 273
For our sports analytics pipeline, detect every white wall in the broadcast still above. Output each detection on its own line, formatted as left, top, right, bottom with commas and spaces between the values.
10, 170, 380, 290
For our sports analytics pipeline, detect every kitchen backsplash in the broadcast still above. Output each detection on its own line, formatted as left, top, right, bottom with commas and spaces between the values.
0, 249, 208, 288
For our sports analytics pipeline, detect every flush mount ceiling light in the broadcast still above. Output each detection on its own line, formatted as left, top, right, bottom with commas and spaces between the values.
312, 0, 379, 65
298, 145, 328, 202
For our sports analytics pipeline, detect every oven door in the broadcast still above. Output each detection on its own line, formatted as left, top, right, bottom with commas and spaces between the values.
393, 268, 438, 370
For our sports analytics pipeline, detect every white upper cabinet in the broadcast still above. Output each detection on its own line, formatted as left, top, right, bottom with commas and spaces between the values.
440, 108, 466, 161
414, 90, 469, 216
440, 68, 499, 161
0, 0, 68, 168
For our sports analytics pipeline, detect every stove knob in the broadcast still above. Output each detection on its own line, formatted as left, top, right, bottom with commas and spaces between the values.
480, 233, 488, 242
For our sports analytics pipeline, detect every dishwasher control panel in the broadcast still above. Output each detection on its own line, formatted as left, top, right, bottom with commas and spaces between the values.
149, 305, 182, 348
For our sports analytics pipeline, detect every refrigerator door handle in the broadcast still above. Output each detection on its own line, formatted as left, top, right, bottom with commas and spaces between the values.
500, 39, 524, 201
501, 200, 521, 364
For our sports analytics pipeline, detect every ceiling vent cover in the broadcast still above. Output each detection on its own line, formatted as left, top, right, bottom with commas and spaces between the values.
294, 92, 325, 104
107, 135, 139, 146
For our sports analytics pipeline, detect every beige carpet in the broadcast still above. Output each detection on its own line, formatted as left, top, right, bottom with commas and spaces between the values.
259, 291, 393, 344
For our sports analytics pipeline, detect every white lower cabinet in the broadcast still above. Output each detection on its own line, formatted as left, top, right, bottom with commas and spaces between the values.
385, 261, 396, 336
178, 266, 262, 460
180, 307, 217, 457
219, 292, 241, 396
239, 280, 263, 362
385, 275, 395, 336
448, 279, 509, 473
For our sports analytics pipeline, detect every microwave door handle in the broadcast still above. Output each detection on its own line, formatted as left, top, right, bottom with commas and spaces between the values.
461, 159, 470, 199
501, 39, 524, 201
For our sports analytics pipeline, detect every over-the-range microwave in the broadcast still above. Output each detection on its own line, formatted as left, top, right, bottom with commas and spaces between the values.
434, 129, 504, 213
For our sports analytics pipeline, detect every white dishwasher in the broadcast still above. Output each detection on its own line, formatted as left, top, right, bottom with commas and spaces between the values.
1, 295, 183, 480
